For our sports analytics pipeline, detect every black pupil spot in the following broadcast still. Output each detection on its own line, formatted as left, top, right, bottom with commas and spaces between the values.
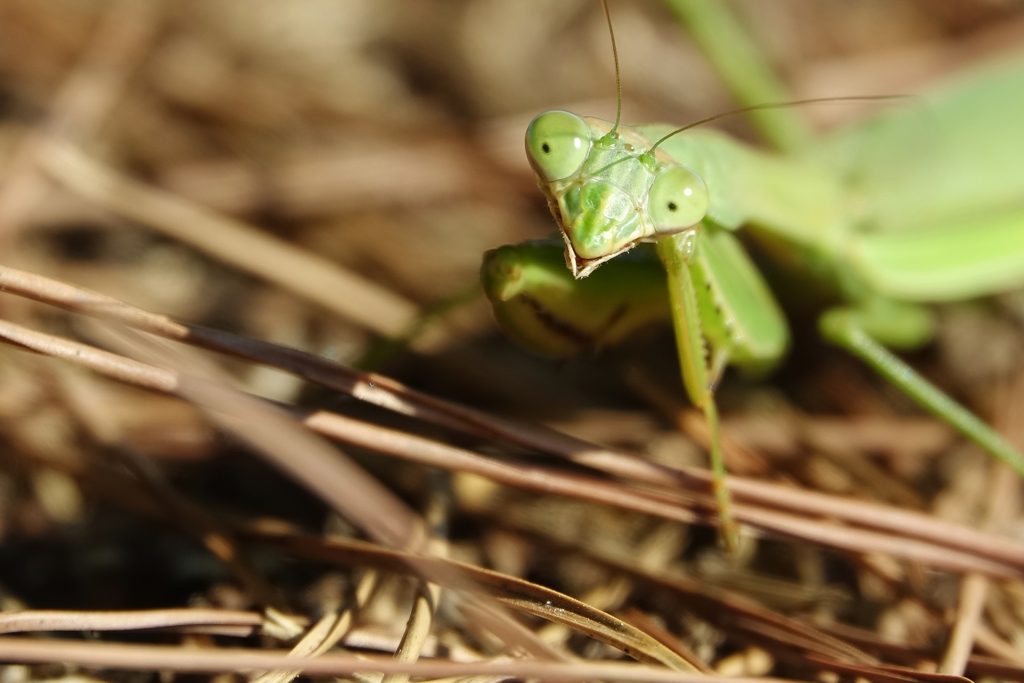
542, 142, 551, 154
667, 201, 678, 211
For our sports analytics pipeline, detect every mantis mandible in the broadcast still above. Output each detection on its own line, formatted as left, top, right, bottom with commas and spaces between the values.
480, 0, 1024, 550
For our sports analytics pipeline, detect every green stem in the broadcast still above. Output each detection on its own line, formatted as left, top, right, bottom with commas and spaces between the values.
662, 0, 813, 152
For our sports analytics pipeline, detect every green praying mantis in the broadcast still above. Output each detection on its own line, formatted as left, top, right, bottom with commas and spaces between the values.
479, 0, 1024, 550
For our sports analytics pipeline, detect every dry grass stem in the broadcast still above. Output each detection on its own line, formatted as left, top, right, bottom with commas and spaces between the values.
0, 317, 176, 392
620, 609, 715, 674
0, 637, 801, 683
0, 608, 265, 635
382, 580, 444, 683
0, 264, 190, 337
1, 307, 1022, 578
251, 554, 381, 683
383, 499, 451, 683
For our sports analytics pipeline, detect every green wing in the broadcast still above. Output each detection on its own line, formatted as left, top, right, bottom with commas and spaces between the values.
812, 54, 1024, 236
850, 206, 1024, 302
811, 54, 1024, 301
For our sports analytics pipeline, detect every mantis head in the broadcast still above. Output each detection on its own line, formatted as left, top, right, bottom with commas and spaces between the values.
525, 110, 709, 278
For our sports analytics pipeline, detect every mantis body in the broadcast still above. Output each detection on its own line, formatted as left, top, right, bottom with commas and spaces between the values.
480, 3, 1024, 549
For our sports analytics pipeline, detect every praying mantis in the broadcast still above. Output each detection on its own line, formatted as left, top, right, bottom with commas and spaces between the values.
479, 0, 1024, 549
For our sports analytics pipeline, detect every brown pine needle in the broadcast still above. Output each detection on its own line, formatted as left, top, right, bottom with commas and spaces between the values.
0, 310, 1022, 576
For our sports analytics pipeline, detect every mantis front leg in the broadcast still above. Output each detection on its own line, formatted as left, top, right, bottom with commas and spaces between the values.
657, 226, 790, 551
656, 230, 737, 551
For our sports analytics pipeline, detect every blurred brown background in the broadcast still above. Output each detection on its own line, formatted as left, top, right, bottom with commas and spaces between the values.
2, 2, 1024, 677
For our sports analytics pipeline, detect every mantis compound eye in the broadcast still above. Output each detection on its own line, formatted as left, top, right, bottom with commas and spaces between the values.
525, 111, 591, 182
648, 165, 709, 235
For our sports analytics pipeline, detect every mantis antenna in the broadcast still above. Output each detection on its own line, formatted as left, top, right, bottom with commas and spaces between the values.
649, 95, 920, 152
600, 0, 622, 135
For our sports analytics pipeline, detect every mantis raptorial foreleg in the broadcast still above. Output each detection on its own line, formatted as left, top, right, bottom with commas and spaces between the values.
820, 306, 1024, 478
657, 230, 738, 551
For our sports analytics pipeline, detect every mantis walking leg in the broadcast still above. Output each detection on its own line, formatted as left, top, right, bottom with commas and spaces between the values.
820, 305, 1024, 478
